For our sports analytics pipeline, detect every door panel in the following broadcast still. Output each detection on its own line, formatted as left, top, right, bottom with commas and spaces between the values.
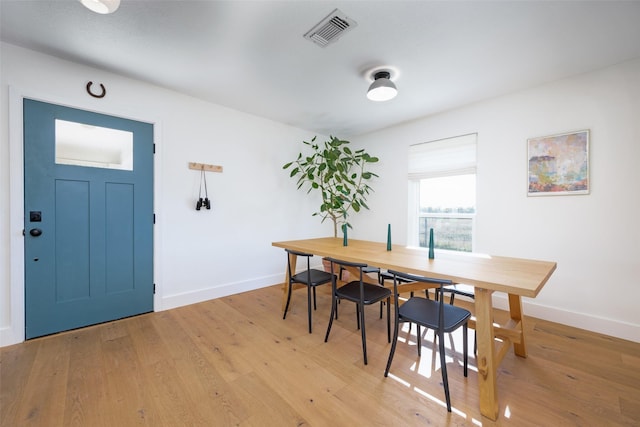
105, 182, 134, 294
55, 179, 90, 302
24, 99, 154, 339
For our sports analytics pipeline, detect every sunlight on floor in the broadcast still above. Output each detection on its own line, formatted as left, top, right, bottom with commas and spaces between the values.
399, 323, 478, 378
413, 385, 469, 418
387, 373, 447, 411
386, 372, 411, 388
388, 372, 480, 423
387, 323, 489, 424
504, 405, 512, 418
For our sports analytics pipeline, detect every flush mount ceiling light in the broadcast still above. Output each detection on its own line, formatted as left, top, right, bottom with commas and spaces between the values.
367, 70, 397, 102
79, 0, 121, 14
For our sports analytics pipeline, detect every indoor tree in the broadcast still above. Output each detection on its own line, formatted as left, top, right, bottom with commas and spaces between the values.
283, 136, 379, 237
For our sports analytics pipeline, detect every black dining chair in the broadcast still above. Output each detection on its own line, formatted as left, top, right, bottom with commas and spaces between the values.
324, 257, 392, 365
282, 249, 335, 333
384, 269, 471, 412
383, 272, 477, 352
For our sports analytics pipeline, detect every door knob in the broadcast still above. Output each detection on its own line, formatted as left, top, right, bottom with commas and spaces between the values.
29, 228, 43, 237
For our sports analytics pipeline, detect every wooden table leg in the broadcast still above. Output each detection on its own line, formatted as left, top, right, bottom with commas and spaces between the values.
508, 293, 527, 357
281, 253, 297, 312
474, 288, 499, 420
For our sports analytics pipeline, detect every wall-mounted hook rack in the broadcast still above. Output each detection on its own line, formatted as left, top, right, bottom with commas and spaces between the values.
188, 162, 223, 173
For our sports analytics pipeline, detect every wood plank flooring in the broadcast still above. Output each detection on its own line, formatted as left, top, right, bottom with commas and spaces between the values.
2, 284, 639, 426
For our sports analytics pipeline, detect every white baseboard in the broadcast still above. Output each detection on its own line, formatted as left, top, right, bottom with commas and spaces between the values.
0, 326, 21, 348
492, 295, 639, 343
3, 278, 638, 347
159, 273, 283, 311
158, 265, 323, 311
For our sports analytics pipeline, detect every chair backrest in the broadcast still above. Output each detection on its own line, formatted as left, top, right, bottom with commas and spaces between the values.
285, 248, 312, 279
387, 269, 454, 328
324, 257, 368, 281
386, 270, 452, 288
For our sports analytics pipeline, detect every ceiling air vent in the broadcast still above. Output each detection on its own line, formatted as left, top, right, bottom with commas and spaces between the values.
304, 9, 357, 48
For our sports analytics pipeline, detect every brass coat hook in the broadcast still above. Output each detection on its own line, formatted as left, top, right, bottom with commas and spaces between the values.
188, 162, 223, 173
86, 81, 106, 98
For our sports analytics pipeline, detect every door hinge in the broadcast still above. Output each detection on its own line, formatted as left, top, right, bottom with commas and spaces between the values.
153, 214, 156, 224
153, 283, 156, 294
153, 143, 156, 154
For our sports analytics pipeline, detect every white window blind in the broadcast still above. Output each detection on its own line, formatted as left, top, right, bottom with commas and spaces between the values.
408, 133, 477, 180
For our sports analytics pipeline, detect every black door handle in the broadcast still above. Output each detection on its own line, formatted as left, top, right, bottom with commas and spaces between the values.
30, 228, 43, 237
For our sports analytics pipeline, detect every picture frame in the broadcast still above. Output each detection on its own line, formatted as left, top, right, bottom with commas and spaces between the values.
527, 129, 589, 196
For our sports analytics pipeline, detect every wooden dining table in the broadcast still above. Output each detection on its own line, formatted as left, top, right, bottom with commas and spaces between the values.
272, 237, 557, 420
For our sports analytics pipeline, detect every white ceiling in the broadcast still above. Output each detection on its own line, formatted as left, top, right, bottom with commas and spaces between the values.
2, 0, 640, 137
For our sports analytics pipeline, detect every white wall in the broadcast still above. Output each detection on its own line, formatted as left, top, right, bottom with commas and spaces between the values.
2, 42, 638, 346
0, 42, 331, 346
351, 58, 640, 342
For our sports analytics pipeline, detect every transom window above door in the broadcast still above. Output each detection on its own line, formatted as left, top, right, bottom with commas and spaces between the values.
55, 119, 133, 171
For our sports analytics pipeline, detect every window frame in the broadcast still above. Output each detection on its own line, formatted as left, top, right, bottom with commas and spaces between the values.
407, 133, 477, 251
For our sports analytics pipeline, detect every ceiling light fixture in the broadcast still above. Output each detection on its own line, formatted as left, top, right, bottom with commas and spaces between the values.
367, 70, 397, 102
79, 0, 121, 14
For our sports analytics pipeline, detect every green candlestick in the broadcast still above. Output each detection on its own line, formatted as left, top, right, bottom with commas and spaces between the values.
387, 224, 392, 251
343, 224, 348, 246
428, 228, 435, 259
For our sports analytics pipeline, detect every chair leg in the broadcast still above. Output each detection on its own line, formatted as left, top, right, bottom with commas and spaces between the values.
324, 296, 337, 343
360, 302, 368, 365
307, 284, 313, 334
313, 286, 317, 310
463, 324, 468, 377
384, 317, 401, 376
417, 324, 422, 357
283, 280, 293, 320
407, 292, 414, 333
474, 331, 477, 355
386, 297, 391, 342
376, 273, 384, 319
448, 290, 477, 354
438, 331, 452, 412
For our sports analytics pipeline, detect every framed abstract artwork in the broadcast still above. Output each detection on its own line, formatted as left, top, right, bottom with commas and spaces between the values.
527, 129, 590, 196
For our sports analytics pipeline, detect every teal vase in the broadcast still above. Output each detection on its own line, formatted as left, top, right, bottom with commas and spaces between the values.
428, 228, 435, 259
343, 224, 348, 247
387, 224, 392, 251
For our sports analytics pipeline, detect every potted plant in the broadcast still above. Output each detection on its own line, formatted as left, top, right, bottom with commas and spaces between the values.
283, 136, 379, 238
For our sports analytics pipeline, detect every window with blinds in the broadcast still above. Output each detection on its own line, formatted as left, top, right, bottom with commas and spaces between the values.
408, 134, 477, 251
409, 133, 477, 179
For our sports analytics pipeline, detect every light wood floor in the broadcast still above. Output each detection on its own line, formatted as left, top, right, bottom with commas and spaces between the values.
2, 284, 639, 426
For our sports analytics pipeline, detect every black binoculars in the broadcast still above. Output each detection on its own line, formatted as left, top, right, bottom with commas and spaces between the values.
196, 197, 211, 210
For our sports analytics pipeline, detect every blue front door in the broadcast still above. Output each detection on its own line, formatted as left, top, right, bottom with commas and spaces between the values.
24, 99, 154, 339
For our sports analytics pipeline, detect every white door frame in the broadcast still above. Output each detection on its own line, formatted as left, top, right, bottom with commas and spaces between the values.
3, 86, 163, 347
